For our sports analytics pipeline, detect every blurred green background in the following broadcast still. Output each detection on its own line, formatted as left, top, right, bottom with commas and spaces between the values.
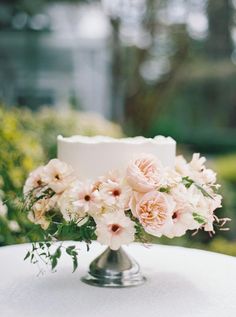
0, 0, 236, 255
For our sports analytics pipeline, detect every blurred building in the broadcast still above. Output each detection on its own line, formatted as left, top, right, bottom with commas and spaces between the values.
0, 3, 111, 117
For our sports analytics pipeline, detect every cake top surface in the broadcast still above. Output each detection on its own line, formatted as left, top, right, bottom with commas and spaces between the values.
57, 135, 176, 144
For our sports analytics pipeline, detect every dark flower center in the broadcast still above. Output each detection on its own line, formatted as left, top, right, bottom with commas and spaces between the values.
55, 174, 60, 180
113, 189, 121, 196
111, 224, 120, 233
84, 195, 91, 201
172, 212, 178, 219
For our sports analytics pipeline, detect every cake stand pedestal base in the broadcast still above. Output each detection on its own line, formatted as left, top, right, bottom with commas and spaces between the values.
81, 246, 146, 288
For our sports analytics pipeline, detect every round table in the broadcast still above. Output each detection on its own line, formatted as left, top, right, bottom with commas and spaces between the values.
0, 242, 236, 317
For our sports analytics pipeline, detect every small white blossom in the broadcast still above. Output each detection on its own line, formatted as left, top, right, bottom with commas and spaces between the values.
95, 211, 136, 250
42, 159, 75, 194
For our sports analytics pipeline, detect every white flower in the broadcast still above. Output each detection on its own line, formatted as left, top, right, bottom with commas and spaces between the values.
189, 154, 217, 186
176, 154, 218, 187
58, 186, 90, 226
99, 171, 131, 210
183, 184, 222, 232
42, 159, 75, 194
162, 182, 222, 237
23, 166, 45, 196
189, 153, 206, 171
69, 181, 102, 216
201, 168, 217, 185
160, 167, 182, 188
0, 200, 7, 217
95, 211, 136, 250
164, 184, 199, 238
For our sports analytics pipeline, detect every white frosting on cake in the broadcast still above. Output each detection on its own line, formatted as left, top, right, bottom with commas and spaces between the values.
57, 135, 176, 180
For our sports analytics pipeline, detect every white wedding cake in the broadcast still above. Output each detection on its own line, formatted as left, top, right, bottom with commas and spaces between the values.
57, 135, 176, 180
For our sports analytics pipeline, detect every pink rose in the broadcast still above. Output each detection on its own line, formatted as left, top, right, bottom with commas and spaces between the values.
135, 191, 175, 237
126, 154, 164, 193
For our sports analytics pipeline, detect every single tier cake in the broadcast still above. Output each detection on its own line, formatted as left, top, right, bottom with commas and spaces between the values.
57, 135, 176, 180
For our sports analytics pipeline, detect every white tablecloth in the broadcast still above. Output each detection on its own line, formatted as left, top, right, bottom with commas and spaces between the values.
0, 242, 236, 317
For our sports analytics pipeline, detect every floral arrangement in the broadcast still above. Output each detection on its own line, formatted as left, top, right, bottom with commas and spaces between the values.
23, 153, 229, 271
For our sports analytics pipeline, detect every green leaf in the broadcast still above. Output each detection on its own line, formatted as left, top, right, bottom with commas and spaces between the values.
194, 183, 214, 199
182, 176, 194, 188
51, 257, 58, 270
24, 251, 30, 261
193, 212, 207, 225
66, 246, 76, 256
72, 255, 78, 273
54, 246, 62, 258
159, 187, 170, 193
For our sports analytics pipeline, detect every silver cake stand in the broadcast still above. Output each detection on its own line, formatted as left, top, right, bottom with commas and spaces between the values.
81, 247, 146, 288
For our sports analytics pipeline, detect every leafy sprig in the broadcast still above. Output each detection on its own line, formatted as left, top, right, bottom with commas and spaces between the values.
24, 186, 56, 212
192, 212, 207, 225
23, 216, 97, 273
24, 241, 79, 273
182, 176, 214, 199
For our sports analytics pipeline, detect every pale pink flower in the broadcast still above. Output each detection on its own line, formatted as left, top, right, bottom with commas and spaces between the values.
129, 191, 144, 217
160, 167, 182, 188
164, 209, 196, 238
135, 191, 175, 237
126, 154, 164, 193
99, 172, 131, 210
58, 187, 89, 225
183, 184, 222, 232
163, 184, 199, 238
189, 153, 206, 171
189, 154, 217, 186
197, 192, 222, 232
28, 195, 57, 230
95, 211, 136, 250
200, 168, 217, 185
42, 159, 75, 194
23, 166, 45, 196
176, 154, 218, 187
71, 181, 102, 215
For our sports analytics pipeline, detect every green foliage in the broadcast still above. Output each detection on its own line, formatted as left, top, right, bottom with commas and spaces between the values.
0, 106, 44, 245
56, 217, 97, 242
193, 213, 207, 225
207, 237, 236, 257
0, 105, 123, 246
23, 216, 97, 272
214, 154, 236, 184
24, 241, 80, 273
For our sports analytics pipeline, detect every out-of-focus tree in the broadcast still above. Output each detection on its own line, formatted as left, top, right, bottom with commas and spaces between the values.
206, 0, 233, 59
106, 0, 190, 134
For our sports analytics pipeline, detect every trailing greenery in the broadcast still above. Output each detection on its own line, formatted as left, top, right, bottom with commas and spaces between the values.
23, 216, 97, 273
